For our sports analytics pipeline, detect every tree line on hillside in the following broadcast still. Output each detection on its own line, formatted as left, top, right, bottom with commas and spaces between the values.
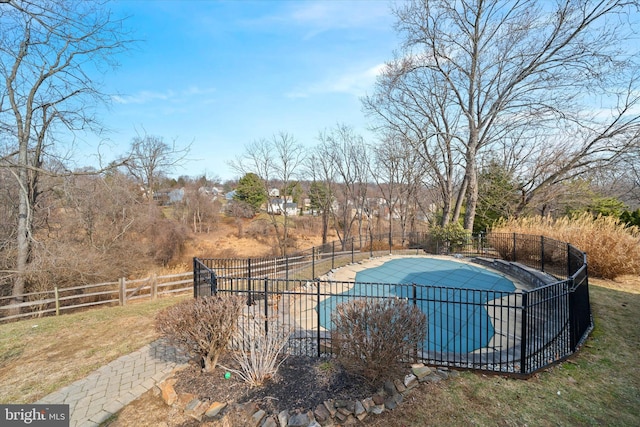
1, 0, 639, 313
228, 125, 640, 255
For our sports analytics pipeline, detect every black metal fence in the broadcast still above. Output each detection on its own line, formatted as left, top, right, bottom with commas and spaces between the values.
193, 232, 592, 376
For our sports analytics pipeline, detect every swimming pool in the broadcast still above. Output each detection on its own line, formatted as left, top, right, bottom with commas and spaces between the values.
317, 257, 516, 353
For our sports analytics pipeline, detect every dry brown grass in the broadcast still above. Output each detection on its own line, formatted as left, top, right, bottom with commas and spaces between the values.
179, 217, 335, 262
492, 214, 640, 279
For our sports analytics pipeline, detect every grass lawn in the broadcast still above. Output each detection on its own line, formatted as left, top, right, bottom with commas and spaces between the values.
368, 276, 640, 426
0, 277, 638, 426
0, 295, 188, 404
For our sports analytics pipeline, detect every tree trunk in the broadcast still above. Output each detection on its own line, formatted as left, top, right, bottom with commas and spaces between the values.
322, 209, 328, 245
452, 176, 467, 225
440, 196, 451, 227
10, 122, 32, 316
463, 153, 478, 231
12, 192, 30, 315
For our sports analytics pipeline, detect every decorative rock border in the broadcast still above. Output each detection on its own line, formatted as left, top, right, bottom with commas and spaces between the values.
157, 363, 460, 426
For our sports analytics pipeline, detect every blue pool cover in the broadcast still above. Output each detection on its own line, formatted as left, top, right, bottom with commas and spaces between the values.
317, 257, 516, 353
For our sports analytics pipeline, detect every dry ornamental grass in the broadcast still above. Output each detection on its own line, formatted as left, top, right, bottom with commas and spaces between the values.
492, 213, 640, 279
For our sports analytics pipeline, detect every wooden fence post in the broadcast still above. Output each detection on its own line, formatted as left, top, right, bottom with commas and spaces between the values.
151, 274, 158, 300
119, 278, 127, 306
54, 287, 60, 316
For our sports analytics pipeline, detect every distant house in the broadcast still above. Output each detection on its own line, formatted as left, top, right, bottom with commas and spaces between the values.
153, 188, 184, 205
225, 190, 236, 200
267, 197, 298, 216
168, 188, 185, 204
199, 186, 222, 200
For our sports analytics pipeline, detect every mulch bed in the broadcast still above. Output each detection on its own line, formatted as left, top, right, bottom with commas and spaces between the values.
173, 354, 376, 415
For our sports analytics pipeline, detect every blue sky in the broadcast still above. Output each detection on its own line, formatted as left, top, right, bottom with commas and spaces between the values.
81, 0, 399, 181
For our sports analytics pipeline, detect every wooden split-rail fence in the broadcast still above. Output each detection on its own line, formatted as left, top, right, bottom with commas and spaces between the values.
0, 272, 192, 323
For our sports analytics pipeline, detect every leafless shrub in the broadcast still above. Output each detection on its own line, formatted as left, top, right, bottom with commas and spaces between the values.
147, 218, 188, 266
331, 298, 427, 386
234, 218, 244, 237
246, 220, 271, 239
223, 315, 291, 387
363, 240, 390, 252
225, 200, 255, 219
155, 295, 245, 372
294, 216, 321, 234
266, 234, 299, 257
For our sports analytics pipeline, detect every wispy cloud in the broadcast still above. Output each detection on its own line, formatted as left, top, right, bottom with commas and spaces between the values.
289, 1, 390, 28
111, 86, 216, 105
286, 63, 386, 98
112, 90, 173, 105
239, 1, 391, 40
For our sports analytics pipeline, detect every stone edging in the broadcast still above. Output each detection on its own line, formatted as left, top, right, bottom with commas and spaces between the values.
157, 363, 459, 426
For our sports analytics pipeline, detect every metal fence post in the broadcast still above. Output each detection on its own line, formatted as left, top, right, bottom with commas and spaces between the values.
247, 258, 253, 306
264, 278, 269, 336
412, 283, 418, 306
512, 233, 517, 262
312, 247, 316, 279
210, 271, 217, 295
540, 236, 545, 273
567, 243, 571, 278
316, 279, 321, 358
351, 237, 354, 263
412, 283, 418, 362
520, 291, 529, 374
193, 257, 198, 298
332, 241, 335, 270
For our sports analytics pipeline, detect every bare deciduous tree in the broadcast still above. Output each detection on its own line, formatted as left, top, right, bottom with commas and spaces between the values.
316, 124, 370, 250
370, 135, 426, 245
173, 184, 221, 234
306, 152, 336, 246
0, 0, 131, 311
366, 0, 640, 230
363, 61, 465, 228
231, 132, 305, 256
124, 133, 190, 199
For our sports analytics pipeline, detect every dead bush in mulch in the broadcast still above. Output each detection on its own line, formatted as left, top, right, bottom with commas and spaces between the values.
331, 298, 427, 386
155, 295, 245, 372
